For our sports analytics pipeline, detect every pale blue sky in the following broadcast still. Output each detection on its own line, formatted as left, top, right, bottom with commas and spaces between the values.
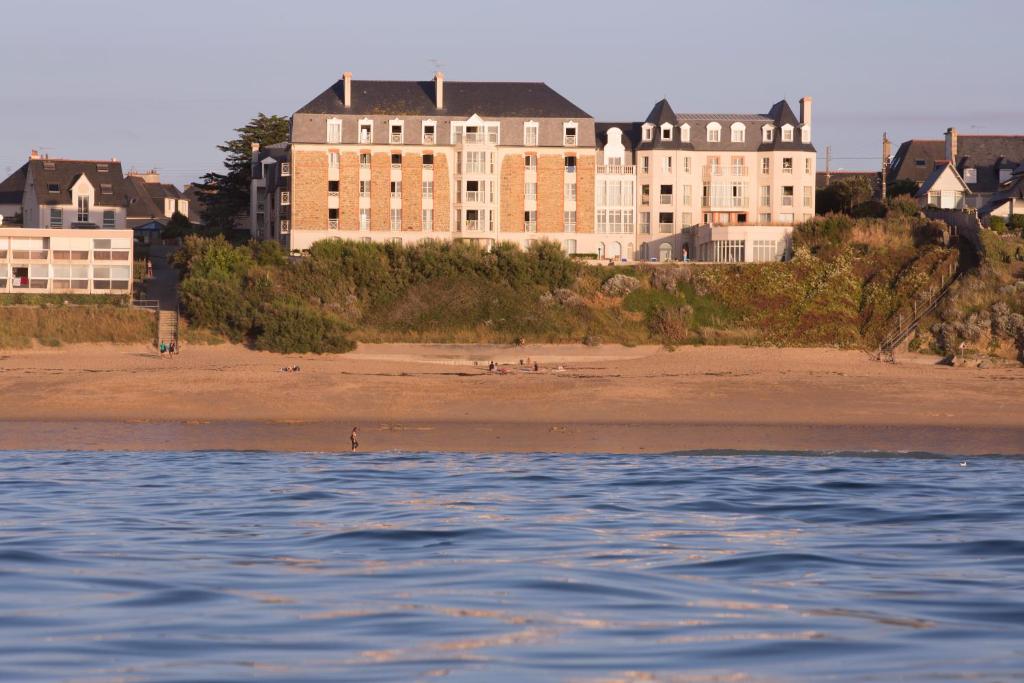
1, 0, 1021, 186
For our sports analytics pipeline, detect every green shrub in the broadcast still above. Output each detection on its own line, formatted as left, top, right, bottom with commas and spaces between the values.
989, 216, 1007, 233
253, 302, 354, 354
1008, 214, 1024, 234
792, 213, 856, 252
887, 196, 920, 218
912, 220, 947, 248
647, 303, 692, 345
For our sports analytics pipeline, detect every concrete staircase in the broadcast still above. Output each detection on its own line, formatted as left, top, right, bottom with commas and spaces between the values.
158, 309, 180, 352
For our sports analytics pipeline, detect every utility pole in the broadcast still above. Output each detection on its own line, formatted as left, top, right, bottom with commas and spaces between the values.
825, 146, 832, 185
881, 132, 892, 201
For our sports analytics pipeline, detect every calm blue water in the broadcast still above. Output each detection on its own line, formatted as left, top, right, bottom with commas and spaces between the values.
0, 451, 1022, 682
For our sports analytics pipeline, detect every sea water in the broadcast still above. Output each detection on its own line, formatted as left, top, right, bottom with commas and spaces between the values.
0, 451, 1022, 682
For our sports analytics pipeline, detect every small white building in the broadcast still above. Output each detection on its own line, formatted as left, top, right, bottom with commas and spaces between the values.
19, 153, 131, 230
915, 161, 970, 210
1, 228, 133, 294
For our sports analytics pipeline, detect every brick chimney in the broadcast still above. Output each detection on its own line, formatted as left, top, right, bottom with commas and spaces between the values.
945, 127, 958, 162
251, 142, 260, 166
434, 71, 444, 110
799, 96, 812, 142
343, 71, 352, 108
29, 149, 40, 160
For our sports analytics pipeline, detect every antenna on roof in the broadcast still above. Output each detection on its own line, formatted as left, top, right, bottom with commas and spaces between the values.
427, 58, 447, 73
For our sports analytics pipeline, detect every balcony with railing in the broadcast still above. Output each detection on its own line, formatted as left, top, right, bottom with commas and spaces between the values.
701, 195, 750, 209
781, 195, 794, 206
597, 165, 636, 175
463, 219, 480, 231
328, 191, 339, 198
702, 166, 724, 179
462, 190, 482, 203
730, 165, 748, 176
660, 194, 673, 205
525, 221, 537, 232
359, 132, 372, 144
328, 219, 339, 230
563, 134, 577, 147
423, 132, 435, 144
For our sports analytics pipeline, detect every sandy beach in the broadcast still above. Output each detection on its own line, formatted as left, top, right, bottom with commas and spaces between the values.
0, 342, 1021, 455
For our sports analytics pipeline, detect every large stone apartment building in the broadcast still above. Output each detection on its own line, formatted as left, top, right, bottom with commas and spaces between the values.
254, 72, 816, 263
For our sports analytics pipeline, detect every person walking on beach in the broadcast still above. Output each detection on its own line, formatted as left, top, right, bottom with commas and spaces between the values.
350, 427, 359, 452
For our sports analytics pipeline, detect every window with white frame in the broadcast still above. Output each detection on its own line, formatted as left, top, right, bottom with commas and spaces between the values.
359, 180, 370, 197
805, 158, 812, 174
391, 153, 402, 169
423, 153, 433, 168
642, 125, 653, 141
327, 118, 343, 144
661, 124, 673, 141
781, 124, 794, 142
77, 196, 89, 222
680, 185, 692, 205
761, 158, 770, 174
964, 167, 977, 184
564, 210, 576, 232
422, 180, 433, 197
680, 124, 690, 143
103, 210, 115, 228
707, 122, 721, 143
524, 154, 536, 170
565, 182, 576, 201
329, 152, 340, 168
390, 181, 401, 198
782, 157, 793, 173
524, 122, 539, 146
760, 185, 771, 206
525, 182, 537, 200
524, 210, 537, 231
563, 122, 578, 146
640, 212, 650, 234
565, 239, 577, 254
422, 208, 433, 231
359, 208, 370, 229
280, 219, 290, 233
641, 156, 649, 173
281, 162, 291, 176
682, 156, 691, 173
658, 212, 674, 233
389, 120, 404, 144
781, 186, 794, 206
680, 211, 693, 226
359, 153, 370, 168
422, 120, 436, 144
759, 212, 772, 223
390, 208, 402, 231
49, 207, 62, 227
762, 125, 774, 143
661, 156, 672, 172
564, 156, 576, 174
731, 122, 746, 143
803, 186, 813, 207
280, 191, 290, 205
358, 119, 373, 143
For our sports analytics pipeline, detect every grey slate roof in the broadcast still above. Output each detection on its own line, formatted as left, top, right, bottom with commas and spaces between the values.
0, 163, 27, 205
595, 122, 641, 151
28, 158, 131, 207
125, 176, 184, 222
915, 161, 969, 198
296, 79, 592, 119
890, 135, 1024, 192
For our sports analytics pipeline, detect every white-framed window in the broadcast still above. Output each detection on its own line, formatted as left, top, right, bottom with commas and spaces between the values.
102, 210, 115, 228
640, 212, 651, 234
964, 167, 977, 184
358, 119, 373, 144
280, 191, 290, 205
680, 124, 690, 143
761, 158, 770, 174
782, 186, 794, 206
359, 180, 370, 197
641, 156, 650, 173
328, 208, 339, 229
658, 212, 674, 233
642, 124, 654, 142
804, 186, 813, 207
327, 118, 343, 144
525, 182, 537, 199
422, 120, 436, 144
280, 219, 290, 234
682, 156, 691, 173
99, 183, 113, 195
77, 196, 90, 222
660, 124, 673, 141
390, 208, 402, 231
707, 122, 721, 143
49, 207, 63, 227
565, 182, 576, 201
563, 121, 578, 146
329, 152, 340, 168
781, 124, 794, 142
661, 156, 672, 172
359, 208, 370, 229
389, 119, 404, 144
524, 154, 536, 170
391, 153, 402, 169
524, 121, 539, 146
524, 210, 537, 231
359, 153, 370, 168
390, 181, 401, 198
762, 125, 774, 143
680, 212, 693, 226
760, 185, 771, 207
805, 158, 812, 174
422, 208, 433, 231
759, 212, 772, 223
422, 180, 433, 197
782, 157, 794, 173
564, 210, 576, 232
565, 239, 577, 254
281, 162, 291, 176
680, 185, 692, 205
423, 153, 434, 169
731, 122, 746, 143
564, 156, 576, 174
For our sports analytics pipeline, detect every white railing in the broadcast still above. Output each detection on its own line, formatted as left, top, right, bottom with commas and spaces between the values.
464, 219, 480, 230
564, 134, 577, 146
702, 166, 723, 179
781, 196, 794, 206
782, 167, 794, 174
597, 165, 636, 175
702, 196, 749, 209
328, 219, 339, 229
359, 133, 372, 143
463, 190, 481, 202
360, 190, 370, 198
660, 194, 673, 204
390, 133, 403, 144
525, 221, 537, 232
423, 133, 435, 144
328, 191, 339, 198
731, 166, 748, 176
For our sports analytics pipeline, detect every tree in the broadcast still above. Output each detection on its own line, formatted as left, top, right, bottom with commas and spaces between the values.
816, 175, 874, 215
161, 211, 195, 240
888, 178, 918, 198
193, 113, 289, 233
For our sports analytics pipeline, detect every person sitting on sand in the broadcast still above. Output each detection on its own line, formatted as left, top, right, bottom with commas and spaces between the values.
533, 361, 539, 372
159, 342, 166, 356
350, 427, 359, 452
488, 361, 496, 372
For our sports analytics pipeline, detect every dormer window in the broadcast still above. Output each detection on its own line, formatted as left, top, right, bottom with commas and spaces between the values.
97, 163, 109, 173
762, 125, 775, 143
47, 183, 59, 194
707, 122, 721, 143
661, 124, 673, 141
730, 122, 746, 143
781, 124, 794, 142
422, 120, 436, 144
679, 124, 690, 143
327, 118, 343, 144
524, 121, 539, 146
358, 119, 373, 144
43, 161, 55, 171
963, 168, 977, 184
642, 125, 654, 142
100, 183, 113, 195
389, 120, 404, 144
563, 122, 578, 147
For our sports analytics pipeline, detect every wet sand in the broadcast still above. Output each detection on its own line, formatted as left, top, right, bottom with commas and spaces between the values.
1, 343, 1021, 455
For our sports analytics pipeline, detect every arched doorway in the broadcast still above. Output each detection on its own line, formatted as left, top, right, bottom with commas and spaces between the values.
659, 243, 673, 262
609, 242, 622, 260
597, 242, 605, 258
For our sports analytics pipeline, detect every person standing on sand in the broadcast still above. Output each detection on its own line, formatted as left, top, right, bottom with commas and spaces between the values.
350, 427, 359, 452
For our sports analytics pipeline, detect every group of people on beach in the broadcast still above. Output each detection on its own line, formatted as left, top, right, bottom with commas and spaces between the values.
158, 341, 176, 356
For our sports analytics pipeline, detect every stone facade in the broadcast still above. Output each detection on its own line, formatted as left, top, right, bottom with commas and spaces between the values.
536, 155, 564, 233
576, 156, 595, 233
500, 153, 525, 232
432, 153, 450, 232
401, 152, 422, 231
293, 151, 327, 230
339, 152, 360, 230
